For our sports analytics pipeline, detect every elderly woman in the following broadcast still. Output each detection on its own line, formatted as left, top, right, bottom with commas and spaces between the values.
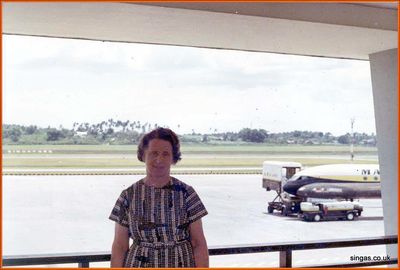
109, 128, 209, 268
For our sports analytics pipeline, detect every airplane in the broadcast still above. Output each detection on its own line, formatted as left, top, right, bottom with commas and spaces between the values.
282, 164, 381, 200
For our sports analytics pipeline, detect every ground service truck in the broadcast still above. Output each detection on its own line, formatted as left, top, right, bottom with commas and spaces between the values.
299, 201, 363, 222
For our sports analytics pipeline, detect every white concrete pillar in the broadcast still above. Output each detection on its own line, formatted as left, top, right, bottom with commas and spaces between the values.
369, 48, 398, 262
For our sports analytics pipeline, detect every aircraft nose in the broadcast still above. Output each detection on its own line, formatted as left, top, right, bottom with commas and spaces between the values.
283, 181, 300, 196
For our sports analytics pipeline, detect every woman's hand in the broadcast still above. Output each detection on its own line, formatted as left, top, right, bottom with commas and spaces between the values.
189, 219, 209, 267
110, 223, 129, 268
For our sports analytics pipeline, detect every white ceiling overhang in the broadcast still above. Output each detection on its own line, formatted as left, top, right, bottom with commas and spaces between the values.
2, 2, 398, 60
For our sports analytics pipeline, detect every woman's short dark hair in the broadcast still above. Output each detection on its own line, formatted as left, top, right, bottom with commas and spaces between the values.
137, 127, 182, 164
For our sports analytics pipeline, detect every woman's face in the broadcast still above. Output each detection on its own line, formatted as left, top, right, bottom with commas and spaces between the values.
144, 138, 173, 179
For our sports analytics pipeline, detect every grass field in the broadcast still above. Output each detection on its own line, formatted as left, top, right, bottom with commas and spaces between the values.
3, 144, 378, 174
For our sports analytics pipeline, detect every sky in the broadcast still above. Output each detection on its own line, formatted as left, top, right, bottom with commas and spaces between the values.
3, 35, 376, 136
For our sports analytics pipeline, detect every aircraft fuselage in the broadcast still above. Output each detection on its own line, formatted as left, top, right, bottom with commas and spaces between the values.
282, 164, 381, 200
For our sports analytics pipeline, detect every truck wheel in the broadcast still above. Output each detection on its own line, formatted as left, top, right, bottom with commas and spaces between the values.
267, 206, 274, 214
346, 212, 354, 220
281, 207, 288, 216
313, 214, 321, 222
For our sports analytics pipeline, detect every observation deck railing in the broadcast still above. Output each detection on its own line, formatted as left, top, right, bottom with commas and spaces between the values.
3, 235, 397, 268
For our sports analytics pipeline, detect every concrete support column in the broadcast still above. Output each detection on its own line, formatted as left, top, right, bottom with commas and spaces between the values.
369, 48, 398, 262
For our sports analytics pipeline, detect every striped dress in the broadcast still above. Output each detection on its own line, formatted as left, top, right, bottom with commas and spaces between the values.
109, 177, 208, 268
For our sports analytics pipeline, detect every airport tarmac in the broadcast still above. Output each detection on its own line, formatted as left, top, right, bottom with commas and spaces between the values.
3, 174, 390, 267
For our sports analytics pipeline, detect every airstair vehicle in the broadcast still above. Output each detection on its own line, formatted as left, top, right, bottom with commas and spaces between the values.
262, 161, 303, 216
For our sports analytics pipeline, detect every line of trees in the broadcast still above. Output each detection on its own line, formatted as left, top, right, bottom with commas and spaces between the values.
2, 121, 377, 146
197, 129, 376, 146
2, 120, 161, 145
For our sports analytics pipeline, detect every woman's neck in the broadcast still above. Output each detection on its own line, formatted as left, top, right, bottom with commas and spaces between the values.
144, 176, 171, 188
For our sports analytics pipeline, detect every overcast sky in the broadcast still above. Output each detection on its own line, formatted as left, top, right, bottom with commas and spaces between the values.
3, 35, 376, 136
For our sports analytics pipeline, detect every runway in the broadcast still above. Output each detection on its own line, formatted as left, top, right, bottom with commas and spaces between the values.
3, 174, 388, 267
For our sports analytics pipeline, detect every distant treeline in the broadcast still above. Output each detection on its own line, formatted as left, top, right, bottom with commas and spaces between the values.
2, 121, 377, 146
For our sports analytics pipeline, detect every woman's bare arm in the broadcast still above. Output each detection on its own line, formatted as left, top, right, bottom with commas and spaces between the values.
110, 223, 129, 268
189, 219, 209, 267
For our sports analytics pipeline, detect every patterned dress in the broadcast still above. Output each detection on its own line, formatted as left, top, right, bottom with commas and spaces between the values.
109, 177, 208, 268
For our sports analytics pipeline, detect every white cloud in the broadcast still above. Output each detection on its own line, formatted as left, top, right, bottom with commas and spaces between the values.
3, 35, 376, 136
